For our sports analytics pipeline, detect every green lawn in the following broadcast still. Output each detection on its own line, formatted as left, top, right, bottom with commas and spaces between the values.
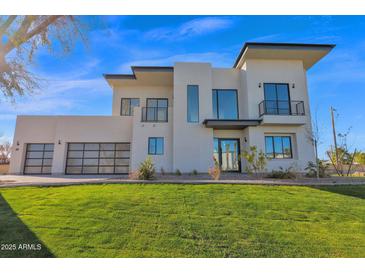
0, 184, 364, 258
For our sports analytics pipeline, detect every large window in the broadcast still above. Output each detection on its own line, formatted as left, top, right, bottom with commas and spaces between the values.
148, 137, 164, 155
212, 89, 238, 119
263, 83, 290, 115
265, 136, 292, 159
187, 85, 199, 123
66, 143, 130, 174
143, 98, 168, 122
24, 143, 54, 174
121, 98, 140, 116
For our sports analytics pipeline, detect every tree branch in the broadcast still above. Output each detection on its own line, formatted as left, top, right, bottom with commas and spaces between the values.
0, 15, 17, 37
3, 15, 63, 54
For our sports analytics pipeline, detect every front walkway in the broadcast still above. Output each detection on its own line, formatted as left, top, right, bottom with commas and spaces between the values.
1, 174, 365, 188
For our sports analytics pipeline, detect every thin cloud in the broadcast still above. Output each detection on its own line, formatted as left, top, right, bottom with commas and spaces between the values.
145, 17, 235, 41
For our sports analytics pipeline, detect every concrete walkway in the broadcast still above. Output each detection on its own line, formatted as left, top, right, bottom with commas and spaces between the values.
0, 174, 365, 188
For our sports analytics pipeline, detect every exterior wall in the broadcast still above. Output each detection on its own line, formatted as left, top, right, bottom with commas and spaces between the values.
211, 69, 243, 118
246, 125, 315, 172
112, 85, 173, 116
9, 115, 132, 175
244, 59, 311, 122
130, 107, 173, 172
173, 62, 214, 172
9, 58, 317, 175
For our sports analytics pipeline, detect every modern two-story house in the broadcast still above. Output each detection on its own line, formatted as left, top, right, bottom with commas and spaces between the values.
9, 42, 334, 175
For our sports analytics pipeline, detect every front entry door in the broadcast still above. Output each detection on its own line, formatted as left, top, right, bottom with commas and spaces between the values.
213, 138, 241, 172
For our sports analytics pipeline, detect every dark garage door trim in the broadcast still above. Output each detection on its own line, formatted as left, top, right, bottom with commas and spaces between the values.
24, 143, 54, 175
65, 142, 130, 175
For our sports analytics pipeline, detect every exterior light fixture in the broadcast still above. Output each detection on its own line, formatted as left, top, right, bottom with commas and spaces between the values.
244, 137, 247, 143
292, 83, 295, 88
58, 140, 61, 145
258, 83, 262, 88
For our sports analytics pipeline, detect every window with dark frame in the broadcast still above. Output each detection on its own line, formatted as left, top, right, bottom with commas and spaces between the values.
148, 137, 164, 155
212, 89, 239, 119
263, 83, 290, 115
143, 98, 168, 122
121, 98, 140, 116
187, 85, 199, 123
265, 136, 293, 159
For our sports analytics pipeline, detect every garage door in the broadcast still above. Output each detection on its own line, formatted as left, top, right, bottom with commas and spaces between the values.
24, 143, 54, 174
65, 143, 130, 174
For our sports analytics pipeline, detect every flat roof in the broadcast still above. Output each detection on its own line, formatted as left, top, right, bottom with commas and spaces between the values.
104, 66, 174, 87
103, 66, 173, 80
233, 42, 335, 69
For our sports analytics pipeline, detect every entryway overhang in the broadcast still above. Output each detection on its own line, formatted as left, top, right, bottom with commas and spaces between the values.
202, 119, 262, 129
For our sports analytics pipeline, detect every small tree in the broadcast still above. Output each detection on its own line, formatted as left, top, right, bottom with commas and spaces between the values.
0, 141, 11, 164
326, 127, 357, 176
241, 146, 267, 178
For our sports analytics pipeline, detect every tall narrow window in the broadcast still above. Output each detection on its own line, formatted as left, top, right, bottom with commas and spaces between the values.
148, 137, 164, 155
212, 89, 238, 119
265, 136, 293, 159
121, 98, 140, 116
187, 85, 199, 123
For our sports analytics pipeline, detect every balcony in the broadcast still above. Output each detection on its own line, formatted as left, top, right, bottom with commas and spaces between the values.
259, 100, 305, 117
258, 100, 306, 126
141, 107, 168, 122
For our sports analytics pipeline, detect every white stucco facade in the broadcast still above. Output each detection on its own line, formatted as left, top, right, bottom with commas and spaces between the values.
9, 42, 335, 175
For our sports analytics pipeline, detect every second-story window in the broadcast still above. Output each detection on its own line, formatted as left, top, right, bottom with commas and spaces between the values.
263, 83, 290, 115
187, 85, 199, 123
212, 89, 238, 119
144, 98, 168, 122
121, 98, 140, 116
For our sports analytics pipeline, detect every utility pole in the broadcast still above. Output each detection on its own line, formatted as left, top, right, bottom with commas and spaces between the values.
330, 107, 340, 173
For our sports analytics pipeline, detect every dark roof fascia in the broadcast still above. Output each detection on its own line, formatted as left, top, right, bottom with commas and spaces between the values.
103, 66, 173, 81
233, 42, 336, 68
103, 74, 136, 80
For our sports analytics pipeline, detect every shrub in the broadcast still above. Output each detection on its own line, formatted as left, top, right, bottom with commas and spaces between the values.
267, 167, 296, 179
241, 146, 267, 177
208, 157, 221, 180
175, 169, 182, 176
137, 156, 156, 180
305, 160, 329, 178
192, 169, 198, 176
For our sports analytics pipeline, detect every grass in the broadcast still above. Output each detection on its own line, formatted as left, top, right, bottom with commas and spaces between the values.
0, 184, 364, 258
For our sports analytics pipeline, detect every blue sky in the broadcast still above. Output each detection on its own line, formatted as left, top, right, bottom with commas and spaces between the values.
0, 16, 364, 158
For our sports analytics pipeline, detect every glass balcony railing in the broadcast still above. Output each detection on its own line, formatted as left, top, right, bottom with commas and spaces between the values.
258, 100, 305, 116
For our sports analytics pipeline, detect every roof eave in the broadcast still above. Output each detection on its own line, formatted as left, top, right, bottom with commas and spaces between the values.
233, 42, 336, 68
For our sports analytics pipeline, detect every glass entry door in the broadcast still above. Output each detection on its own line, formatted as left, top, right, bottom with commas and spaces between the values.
213, 138, 241, 172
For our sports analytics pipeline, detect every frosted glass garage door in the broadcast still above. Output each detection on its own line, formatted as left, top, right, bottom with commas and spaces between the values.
24, 143, 54, 174
65, 143, 130, 174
